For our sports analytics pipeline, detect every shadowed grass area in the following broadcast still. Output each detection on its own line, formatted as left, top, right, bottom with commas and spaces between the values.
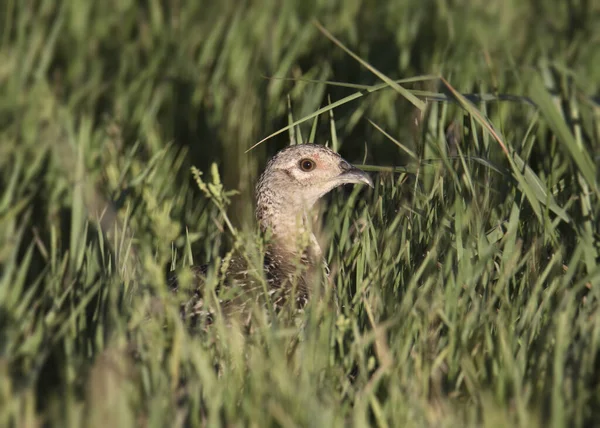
1, 0, 600, 426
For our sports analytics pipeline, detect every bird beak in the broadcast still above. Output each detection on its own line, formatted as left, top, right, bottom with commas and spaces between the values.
338, 164, 374, 188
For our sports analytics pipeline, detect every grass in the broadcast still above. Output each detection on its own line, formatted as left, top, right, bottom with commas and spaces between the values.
1, 0, 600, 426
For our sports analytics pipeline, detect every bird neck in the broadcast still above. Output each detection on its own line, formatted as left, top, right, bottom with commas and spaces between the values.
255, 187, 322, 261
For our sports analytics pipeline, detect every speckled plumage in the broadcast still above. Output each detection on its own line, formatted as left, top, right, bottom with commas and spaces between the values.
173, 144, 373, 325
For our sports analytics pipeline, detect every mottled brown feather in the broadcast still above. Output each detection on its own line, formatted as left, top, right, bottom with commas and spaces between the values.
170, 144, 372, 326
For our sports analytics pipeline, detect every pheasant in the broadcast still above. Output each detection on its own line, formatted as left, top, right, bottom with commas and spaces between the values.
173, 144, 373, 325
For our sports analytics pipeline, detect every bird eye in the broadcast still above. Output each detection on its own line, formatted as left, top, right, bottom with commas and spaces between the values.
299, 158, 315, 172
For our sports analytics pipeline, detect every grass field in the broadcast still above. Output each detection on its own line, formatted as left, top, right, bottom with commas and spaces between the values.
1, 0, 600, 426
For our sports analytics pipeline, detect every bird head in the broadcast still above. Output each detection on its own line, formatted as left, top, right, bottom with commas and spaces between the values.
255, 144, 373, 244
257, 144, 373, 209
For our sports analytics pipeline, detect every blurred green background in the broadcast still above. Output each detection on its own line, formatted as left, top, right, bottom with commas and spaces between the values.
1, 0, 599, 426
